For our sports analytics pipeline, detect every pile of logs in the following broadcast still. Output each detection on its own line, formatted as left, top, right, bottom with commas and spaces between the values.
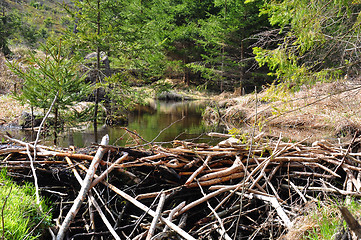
1, 131, 361, 239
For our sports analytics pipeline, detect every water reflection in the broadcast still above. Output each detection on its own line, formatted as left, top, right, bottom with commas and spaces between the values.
2, 100, 224, 148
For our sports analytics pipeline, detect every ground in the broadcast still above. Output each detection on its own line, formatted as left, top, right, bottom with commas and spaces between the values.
0, 94, 26, 125
204, 81, 361, 143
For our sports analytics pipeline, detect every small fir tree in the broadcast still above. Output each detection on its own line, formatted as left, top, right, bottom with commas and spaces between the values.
7, 41, 90, 140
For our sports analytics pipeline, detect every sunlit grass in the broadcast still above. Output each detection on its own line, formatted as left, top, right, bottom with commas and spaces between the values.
282, 199, 361, 240
303, 201, 340, 240
0, 169, 52, 240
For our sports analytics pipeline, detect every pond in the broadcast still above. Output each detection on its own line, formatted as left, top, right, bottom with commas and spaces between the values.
3, 100, 225, 148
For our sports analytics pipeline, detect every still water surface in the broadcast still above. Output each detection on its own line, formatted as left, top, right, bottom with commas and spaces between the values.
5, 100, 224, 148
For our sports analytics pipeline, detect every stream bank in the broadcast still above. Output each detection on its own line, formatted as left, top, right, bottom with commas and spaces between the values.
204, 81, 361, 144
1, 98, 224, 148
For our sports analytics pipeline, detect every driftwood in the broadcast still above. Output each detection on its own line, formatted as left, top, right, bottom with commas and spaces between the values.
1, 131, 361, 239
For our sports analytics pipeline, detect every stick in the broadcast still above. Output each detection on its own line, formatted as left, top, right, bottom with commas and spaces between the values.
185, 155, 212, 185
64, 157, 83, 184
197, 181, 231, 240
163, 201, 186, 233
240, 193, 293, 229
77, 164, 196, 240
1, 185, 12, 240
26, 144, 41, 207
342, 166, 361, 192
146, 193, 166, 240
178, 185, 241, 215
90, 152, 128, 188
0, 148, 27, 154
89, 194, 121, 240
339, 207, 361, 238
136, 186, 182, 200
213, 224, 233, 240
56, 134, 109, 240
186, 172, 245, 188
335, 131, 358, 172
285, 179, 307, 203
198, 156, 241, 182
280, 184, 361, 197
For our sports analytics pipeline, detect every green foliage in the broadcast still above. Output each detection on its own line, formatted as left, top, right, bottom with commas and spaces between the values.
0, 169, 52, 240
104, 72, 149, 114
7, 41, 90, 125
61, 0, 270, 90
0, 10, 21, 55
254, 0, 361, 90
30, 1, 42, 10
186, 0, 268, 90
1, 1, 69, 49
44, 17, 54, 28
304, 202, 340, 239
152, 79, 173, 96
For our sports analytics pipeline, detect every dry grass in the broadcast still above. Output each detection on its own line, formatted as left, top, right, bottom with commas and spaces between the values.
278, 201, 335, 240
0, 95, 27, 124
207, 81, 361, 142
279, 199, 361, 240
0, 52, 27, 124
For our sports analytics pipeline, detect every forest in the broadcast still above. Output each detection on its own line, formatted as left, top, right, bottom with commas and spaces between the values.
2, 0, 361, 99
1, 0, 361, 239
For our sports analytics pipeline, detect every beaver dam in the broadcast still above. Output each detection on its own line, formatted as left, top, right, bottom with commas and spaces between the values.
1, 130, 361, 239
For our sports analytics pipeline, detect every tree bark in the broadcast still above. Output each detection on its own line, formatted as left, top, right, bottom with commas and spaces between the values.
93, 0, 101, 142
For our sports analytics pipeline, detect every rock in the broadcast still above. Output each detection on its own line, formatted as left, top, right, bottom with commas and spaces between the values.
157, 91, 192, 101
105, 115, 128, 126
19, 111, 43, 128
84, 51, 111, 77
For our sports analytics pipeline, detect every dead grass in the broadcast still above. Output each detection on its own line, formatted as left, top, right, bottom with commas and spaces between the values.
207, 81, 361, 142
0, 52, 26, 124
278, 201, 338, 240
0, 51, 23, 94
0, 94, 27, 124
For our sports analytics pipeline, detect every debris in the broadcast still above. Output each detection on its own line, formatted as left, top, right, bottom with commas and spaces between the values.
1, 132, 361, 239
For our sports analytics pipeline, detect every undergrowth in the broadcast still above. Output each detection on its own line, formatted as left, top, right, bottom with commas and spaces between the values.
285, 199, 361, 240
0, 169, 52, 240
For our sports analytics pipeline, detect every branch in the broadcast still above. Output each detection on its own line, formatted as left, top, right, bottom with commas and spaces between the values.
339, 207, 361, 238
56, 134, 109, 240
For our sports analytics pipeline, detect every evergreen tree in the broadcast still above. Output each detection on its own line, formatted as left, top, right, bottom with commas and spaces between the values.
253, 0, 361, 90
7, 41, 90, 138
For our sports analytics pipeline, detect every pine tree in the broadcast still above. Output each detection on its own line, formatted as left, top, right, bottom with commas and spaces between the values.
7, 41, 90, 140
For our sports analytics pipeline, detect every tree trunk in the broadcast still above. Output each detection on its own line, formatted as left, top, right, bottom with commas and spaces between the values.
93, 0, 101, 143
31, 106, 34, 132
54, 107, 58, 145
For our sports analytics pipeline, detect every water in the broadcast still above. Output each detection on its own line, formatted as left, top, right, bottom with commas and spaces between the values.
2, 100, 224, 148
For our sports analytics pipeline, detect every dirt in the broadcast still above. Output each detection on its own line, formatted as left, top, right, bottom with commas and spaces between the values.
0, 94, 26, 125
